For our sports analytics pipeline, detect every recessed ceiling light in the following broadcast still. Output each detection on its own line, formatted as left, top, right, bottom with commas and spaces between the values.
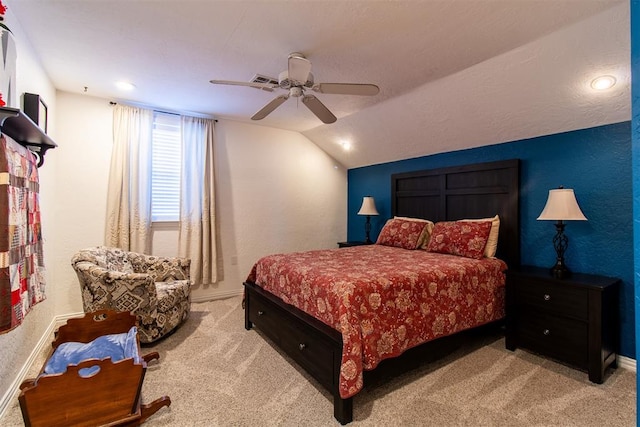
115, 81, 136, 91
340, 141, 352, 151
590, 75, 616, 91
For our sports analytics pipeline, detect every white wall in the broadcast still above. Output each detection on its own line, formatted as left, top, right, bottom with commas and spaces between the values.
211, 120, 347, 299
52, 92, 114, 313
0, 5, 58, 411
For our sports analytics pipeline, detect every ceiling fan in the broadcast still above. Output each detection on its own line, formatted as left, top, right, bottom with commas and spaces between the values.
210, 53, 380, 124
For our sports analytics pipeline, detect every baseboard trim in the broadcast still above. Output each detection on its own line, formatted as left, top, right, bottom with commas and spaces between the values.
0, 317, 57, 419
192, 288, 243, 303
0, 311, 84, 420
618, 355, 636, 372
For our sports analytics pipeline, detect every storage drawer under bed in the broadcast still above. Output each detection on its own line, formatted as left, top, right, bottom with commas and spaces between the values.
244, 282, 343, 393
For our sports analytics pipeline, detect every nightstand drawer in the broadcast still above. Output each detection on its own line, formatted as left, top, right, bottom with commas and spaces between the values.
516, 278, 588, 320
518, 312, 588, 368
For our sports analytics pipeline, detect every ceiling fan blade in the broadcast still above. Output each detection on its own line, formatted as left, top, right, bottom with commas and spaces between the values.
210, 79, 276, 92
251, 95, 289, 120
302, 95, 337, 124
288, 53, 312, 84
313, 83, 379, 96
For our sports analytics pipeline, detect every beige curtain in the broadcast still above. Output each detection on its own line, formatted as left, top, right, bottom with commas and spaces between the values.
104, 105, 153, 252
178, 116, 217, 285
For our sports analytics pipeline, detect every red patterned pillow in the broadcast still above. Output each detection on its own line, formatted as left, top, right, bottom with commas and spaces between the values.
376, 218, 430, 250
426, 220, 492, 259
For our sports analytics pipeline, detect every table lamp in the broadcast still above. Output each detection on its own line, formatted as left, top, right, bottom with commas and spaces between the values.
537, 187, 587, 279
357, 196, 379, 243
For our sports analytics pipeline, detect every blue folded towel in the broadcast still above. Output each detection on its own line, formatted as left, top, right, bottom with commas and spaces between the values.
42, 326, 140, 378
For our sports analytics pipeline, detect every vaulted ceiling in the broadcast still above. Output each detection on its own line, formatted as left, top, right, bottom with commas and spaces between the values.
9, 0, 629, 169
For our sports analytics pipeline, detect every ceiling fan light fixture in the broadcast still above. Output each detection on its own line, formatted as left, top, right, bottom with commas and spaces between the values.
278, 70, 314, 89
590, 75, 616, 91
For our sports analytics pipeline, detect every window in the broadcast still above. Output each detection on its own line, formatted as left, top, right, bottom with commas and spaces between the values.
151, 112, 181, 221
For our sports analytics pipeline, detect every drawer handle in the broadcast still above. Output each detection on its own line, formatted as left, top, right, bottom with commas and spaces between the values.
543, 294, 551, 301
257, 310, 265, 316
543, 329, 550, 336
299, 343, 306, 351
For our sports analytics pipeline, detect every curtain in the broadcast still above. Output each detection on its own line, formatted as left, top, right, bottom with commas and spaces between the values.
178, 116, 217, 285
105, 105, 153, 252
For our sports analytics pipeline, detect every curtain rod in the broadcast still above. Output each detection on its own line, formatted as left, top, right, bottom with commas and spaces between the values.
109, 101, 217, 121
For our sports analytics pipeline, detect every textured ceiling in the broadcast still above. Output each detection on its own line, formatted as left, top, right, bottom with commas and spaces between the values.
8, 0, 630, 169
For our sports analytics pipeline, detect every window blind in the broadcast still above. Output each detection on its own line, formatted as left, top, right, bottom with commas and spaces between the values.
151, 112, 181, 221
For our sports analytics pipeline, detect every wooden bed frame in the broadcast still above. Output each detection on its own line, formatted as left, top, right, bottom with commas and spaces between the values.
243, 159, 520, 424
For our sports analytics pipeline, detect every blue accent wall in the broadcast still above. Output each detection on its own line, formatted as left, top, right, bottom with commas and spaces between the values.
348, 122, 634, 358
630, 0, 639, 421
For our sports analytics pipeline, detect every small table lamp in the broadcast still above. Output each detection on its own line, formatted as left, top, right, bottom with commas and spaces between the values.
537, 187, 587, 279
357, 196, 379, 243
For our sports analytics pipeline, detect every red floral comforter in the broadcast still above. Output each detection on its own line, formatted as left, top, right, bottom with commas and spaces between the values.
246, 244, 507, 398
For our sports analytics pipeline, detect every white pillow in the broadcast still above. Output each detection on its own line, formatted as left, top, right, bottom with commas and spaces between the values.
460, 215, 500, 257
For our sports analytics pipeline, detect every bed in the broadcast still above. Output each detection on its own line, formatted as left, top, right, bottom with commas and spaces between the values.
243, 159, 520, 424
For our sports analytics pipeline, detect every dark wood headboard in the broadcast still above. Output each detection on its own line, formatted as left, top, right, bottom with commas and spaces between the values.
391, 159, 520, 267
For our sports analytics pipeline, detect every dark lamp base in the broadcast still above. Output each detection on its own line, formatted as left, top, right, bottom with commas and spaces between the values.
549, 221, 571, 279
550, 262, 571, 279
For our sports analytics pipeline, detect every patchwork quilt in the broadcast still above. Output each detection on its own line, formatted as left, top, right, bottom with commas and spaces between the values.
0, 135, 46, 333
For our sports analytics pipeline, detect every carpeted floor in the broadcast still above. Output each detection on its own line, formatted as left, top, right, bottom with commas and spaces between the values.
3, 296, 636, 426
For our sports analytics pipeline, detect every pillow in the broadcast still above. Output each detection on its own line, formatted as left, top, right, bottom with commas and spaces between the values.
43, 326, 140, 377
376, 218, 431, 250
426, 220, 492, 259
460, 215, 500, 257
394, 216, 435, 248
393, 216, 431, 222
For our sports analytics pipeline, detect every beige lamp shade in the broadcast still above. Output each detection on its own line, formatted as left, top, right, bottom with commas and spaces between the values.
357, 196, 379, 216
537, 188, 587, 221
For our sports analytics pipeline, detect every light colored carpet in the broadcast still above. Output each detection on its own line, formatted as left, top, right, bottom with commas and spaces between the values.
2, 296, 636, 426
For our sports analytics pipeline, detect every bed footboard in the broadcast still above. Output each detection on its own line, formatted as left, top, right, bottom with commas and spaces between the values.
244, 281, 353, 424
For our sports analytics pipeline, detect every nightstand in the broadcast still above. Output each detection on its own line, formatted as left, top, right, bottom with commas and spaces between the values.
337, 241, 372, 248
505, 265, 619, 383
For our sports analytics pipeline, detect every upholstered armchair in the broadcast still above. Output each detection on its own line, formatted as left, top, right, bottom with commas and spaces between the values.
71, 246, 192, 343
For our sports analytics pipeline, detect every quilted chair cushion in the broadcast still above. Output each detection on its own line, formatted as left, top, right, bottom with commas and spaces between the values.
82, 247, 135, 273
132, 280, 192, 344
128, 252, 191, 282
71, 246, 192, 343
